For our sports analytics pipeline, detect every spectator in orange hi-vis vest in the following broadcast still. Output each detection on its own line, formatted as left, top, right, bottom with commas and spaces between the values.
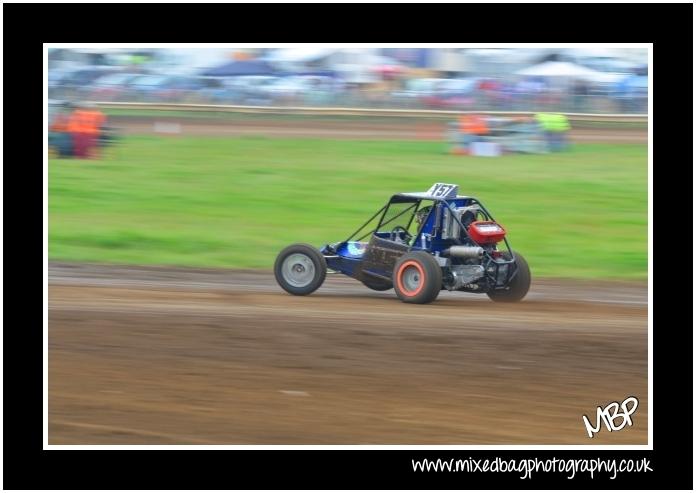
459, 114, 489, 136
67, 103, 106, 158
50, 109, 70, 132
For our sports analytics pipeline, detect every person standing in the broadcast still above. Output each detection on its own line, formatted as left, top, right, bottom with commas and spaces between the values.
49, 102, 74, 157
535, 113, 553, 151
554, 113, 571, 150
67, 103, 106, 158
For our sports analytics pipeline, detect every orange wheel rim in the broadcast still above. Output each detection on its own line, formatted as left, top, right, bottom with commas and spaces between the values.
396, 260, 426, 297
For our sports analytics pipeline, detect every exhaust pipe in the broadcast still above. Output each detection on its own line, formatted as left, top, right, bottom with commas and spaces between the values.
442, 246, 484, 259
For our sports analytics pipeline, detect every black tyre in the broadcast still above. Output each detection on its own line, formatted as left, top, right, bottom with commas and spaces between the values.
393, 251, 442, 304
361, 279, 393, 291
274, 243, 327, 296
487, 250, 531, 302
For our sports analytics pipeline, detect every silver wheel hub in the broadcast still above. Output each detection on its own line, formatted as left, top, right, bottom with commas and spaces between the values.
281, 253, 315, 288
402, 266, 421, 291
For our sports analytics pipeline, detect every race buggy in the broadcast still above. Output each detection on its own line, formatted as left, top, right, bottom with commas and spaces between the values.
274, 183, 531, 304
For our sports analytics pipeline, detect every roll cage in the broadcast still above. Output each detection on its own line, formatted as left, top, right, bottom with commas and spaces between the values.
342, 193, 515, 258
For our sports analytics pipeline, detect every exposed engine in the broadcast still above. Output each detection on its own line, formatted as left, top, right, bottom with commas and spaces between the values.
442, 263, 486, 290
442, 245, 484, 258
439, 204, 508, 291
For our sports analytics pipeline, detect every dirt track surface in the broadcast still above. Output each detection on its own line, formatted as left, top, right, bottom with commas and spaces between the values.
49, 262, 648, 445
111, 117, 648, 143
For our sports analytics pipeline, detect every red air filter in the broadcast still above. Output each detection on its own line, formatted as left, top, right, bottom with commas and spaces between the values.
468, 221, 506, 244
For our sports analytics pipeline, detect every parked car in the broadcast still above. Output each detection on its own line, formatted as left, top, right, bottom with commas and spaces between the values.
422, 78, 479, 109
60, 67, 121, 89
127, 75, 203, 102
86, 72, 146, 101
391, 78, 460, 108
262, 76, 336, 104
49, 69, 71, 89
152, 76, 208, 102
222, 76, 280, 104
49, 66, 120, 98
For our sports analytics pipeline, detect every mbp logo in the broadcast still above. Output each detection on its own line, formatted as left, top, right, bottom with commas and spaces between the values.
582, 396, 639, 438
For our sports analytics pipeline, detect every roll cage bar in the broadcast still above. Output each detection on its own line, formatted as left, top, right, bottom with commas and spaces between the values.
343, 195, 513, 258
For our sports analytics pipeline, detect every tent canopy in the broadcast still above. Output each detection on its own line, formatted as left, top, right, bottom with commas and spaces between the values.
627, 75, 648, 88
201, 60, 279, 77
589, 71, 628, 84
293, 70, 336, 77
515, 61, 603, 79
566, 47, 619, 58
616, 75, 648, 91
263, 48, 335, 63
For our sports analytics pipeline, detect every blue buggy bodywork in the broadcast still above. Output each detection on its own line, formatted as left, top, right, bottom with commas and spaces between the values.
318, 183, 519, 293
275, 183, 531, 303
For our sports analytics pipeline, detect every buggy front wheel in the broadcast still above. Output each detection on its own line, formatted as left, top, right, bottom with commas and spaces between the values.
393, 251, 442, 304
274, 243, 327, 296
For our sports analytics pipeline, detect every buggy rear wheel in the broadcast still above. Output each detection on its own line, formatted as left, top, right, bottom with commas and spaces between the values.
393, 251, 442, 304
487, 250, 531, 302
274, 243, 327, 296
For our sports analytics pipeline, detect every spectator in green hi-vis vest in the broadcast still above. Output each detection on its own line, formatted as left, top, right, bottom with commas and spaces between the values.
130, 54, 147, 66
535, 113, 570, 152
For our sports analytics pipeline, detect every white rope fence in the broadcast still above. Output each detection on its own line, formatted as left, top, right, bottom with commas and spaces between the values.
91, 101, 648, 123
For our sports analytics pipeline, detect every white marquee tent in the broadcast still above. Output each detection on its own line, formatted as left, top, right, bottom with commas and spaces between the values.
515, 61, 625, 84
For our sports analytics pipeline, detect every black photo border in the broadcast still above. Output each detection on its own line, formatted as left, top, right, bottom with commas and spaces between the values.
3, 2, 692, 489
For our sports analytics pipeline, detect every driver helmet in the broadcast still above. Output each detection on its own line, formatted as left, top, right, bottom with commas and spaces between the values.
415, 205, 432, 227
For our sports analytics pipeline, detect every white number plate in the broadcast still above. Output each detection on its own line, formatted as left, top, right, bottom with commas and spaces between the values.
426, 183, 459, 199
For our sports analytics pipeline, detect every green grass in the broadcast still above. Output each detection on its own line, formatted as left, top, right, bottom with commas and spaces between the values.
49, 136, 648, 279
